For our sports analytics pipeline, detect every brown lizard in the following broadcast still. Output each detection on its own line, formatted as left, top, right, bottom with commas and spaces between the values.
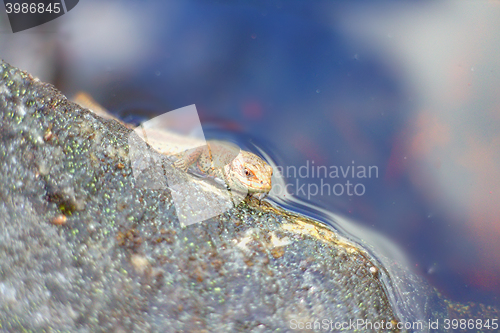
171, 140, 273, 197
73, 92, 273, 197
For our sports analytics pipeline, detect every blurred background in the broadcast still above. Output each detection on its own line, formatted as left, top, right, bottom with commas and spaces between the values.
1, 0, 499, 306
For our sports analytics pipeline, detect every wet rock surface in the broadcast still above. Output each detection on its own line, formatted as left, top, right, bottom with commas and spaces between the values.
0, 60, 497, 332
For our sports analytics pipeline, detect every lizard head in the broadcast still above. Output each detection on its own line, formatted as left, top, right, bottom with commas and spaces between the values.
228, 151, 273, 194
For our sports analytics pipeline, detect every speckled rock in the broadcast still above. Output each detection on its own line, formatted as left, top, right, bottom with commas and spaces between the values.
0, 60, 497, 333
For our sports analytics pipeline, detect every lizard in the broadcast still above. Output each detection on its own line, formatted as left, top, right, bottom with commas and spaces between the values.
73, 92, 273, 198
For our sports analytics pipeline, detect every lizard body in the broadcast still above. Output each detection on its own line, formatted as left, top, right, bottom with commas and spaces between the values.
74, 92, 273, 196
171, 141, 273, 195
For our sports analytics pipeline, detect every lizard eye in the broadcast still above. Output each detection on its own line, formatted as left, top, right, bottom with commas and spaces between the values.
244, 168, 254, 177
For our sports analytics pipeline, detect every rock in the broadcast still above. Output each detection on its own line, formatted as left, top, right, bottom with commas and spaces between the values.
0, 60, 497, 332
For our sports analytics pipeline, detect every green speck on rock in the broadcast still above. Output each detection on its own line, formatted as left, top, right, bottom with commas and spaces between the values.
58, 203, 74, 216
